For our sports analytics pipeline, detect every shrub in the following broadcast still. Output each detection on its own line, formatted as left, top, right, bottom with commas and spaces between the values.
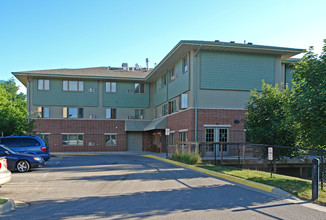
171, 148, 201, 165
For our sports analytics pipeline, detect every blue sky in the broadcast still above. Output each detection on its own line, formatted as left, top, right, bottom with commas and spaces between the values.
1, 0, 325, 93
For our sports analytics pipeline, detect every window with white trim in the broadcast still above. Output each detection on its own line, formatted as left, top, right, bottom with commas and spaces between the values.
168, 132, 175, 146
180, 93, 188, 109
63, 107, 83, 118
105, 134, 117, 146
182, 56, 188, 74
106, 82, 116, 93
161, 74, 167, 88
37, 107, 50, 118
106, 108, 117, 119
63, 80, 83, 92
37, 133, 50, 145
162, 104, 168, 116
179, 131, 188, 142
168, 100, 176, 114
169, 67, 175, 83
62, 134, 84, 146
38, 79, 49, 90
134, 83, 144, 94
135, 109, 145, 119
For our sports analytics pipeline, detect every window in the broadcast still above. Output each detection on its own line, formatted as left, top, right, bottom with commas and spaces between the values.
105, 134, 117, 146
182, 56, 188, 73
63, 80, 84, 92
168, 100, 176, 114
106, 82, 116, 93
179, 131, 188, 142
62, 134, 84, 146
38, 133, 50, 145
180, 94, 188, 109
63, 107, 83, 118
37, 107, 50, 118
134, 83, 145, 94
38, 79, 49, 90
106, 108, 117, 119
169, 67, 175, 83
162, 104, 168, 116
161, 74, 167, 88
168, 133, 175, 146
135, 109, 145, 119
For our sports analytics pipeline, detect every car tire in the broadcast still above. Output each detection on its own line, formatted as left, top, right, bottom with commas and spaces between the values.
16, 160, 30, 173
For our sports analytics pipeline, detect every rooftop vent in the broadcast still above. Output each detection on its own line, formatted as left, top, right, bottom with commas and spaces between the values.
146, 58, 149, 71
135, 63, 140, 70
122, 63, 129, 71
230, 41, 235, 43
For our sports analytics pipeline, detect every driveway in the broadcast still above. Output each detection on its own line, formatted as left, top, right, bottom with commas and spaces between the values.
1, 153, 326, 219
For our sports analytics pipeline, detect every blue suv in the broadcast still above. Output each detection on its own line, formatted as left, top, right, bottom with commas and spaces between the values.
0, 136, 51, 161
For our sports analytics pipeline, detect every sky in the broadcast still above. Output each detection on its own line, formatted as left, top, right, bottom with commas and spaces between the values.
1, 0, 325, 94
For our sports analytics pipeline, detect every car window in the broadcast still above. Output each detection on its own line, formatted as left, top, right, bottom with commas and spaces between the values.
0, 147, 5, 155
1, 138, 20, 147
21, 138, 41, 147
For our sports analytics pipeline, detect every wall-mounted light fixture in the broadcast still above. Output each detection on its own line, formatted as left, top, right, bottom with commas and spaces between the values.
234, 120, 240, 124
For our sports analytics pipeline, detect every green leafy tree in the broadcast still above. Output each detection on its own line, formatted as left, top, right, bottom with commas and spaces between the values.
245, 82, 299, 161
291, 41, 326, 149
0, 79, 34, 136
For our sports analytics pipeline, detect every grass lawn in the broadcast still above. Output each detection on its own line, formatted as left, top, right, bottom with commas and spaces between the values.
195, 164, 326, 204
0, 198, 7, 204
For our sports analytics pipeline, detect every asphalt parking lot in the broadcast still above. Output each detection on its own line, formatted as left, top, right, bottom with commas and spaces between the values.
1, 153, 326, 219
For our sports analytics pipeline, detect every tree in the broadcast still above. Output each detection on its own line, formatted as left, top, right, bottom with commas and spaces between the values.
0, 79, 34, 136
245, 82, 299, 162
291, 40, 326, 149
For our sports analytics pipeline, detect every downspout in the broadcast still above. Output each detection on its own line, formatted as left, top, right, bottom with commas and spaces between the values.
194, 44, 202, 143
27, 74, 31, 123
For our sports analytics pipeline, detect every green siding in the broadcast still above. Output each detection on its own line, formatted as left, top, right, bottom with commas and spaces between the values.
285, 66, 294, 88
153, 78, 167, 107
33, 79, 98, 106
102, 82, 149, 108
200, 51, 275, 91
168, 55, 190, 99
153, 55, 190, 107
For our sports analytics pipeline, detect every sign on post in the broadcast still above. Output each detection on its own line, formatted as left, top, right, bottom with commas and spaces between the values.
268, 147, 273, 161
165, 128, 170, 136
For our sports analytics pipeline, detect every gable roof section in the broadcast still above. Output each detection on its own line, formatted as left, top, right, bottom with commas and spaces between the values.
145, 40, 304, 81
13, 67, 151, 86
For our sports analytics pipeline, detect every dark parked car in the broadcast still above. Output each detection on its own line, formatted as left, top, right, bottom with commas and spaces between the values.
0, 136, 51, 161
0, 145, 45, 173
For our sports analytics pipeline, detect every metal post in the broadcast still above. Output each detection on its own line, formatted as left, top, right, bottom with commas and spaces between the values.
238, 145, 240, 168
214, 144, 217, 165
220, 144, 223, 165
312, 158, 320, 201
166, 135, 168, 159
321, 154, 324, 190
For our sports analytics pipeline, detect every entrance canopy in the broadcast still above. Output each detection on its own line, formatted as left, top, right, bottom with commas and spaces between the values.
144, 117, 167, 131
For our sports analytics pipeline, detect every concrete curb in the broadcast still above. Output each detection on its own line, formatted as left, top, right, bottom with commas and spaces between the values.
143, 155, 277, 194
0, 199, 15, 214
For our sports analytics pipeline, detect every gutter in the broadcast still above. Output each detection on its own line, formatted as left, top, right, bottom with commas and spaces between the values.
194, 44, 202, 143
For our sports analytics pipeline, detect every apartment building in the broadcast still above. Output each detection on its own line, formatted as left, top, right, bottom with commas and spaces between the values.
13, 40, 302, 154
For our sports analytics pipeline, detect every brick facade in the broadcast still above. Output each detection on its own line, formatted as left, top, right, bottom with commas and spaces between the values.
34, 119, 126, 152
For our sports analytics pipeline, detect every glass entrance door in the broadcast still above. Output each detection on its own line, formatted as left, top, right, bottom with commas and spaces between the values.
205, 127, 229, 156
